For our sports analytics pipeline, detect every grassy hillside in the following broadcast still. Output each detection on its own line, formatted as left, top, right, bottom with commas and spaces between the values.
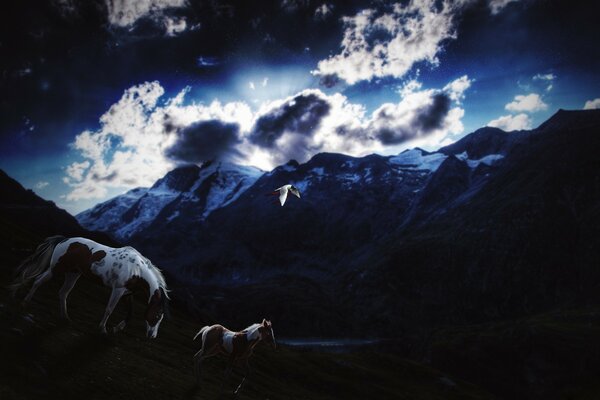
0, 241, 492, 400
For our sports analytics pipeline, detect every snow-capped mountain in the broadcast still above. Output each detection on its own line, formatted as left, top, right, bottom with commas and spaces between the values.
74, 109, 600, 338
77, 187, 148, 235
77, 161, 263, 241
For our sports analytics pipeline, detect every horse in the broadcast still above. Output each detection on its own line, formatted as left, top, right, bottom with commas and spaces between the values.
192, 319, 276, 395
10, 236, 169, 338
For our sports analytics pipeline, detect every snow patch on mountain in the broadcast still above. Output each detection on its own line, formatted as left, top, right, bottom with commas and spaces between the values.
456, 151, 505, 168
76, 187, 148, 233
389, 149, 448, 172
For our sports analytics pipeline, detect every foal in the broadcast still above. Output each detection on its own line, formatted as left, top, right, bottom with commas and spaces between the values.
192, 319, 276, 395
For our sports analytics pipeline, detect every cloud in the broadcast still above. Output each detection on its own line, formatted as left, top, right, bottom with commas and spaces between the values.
197, 56, 220, 67
164, 16, 187, 36
487, 113, 531, 130
584, 98, 600, 110
66, 160, 90, 181
488, 0, 520, 15
65, 77, 469, 200
505, 93, 548, 113
533, 73, 555, 81
368, 92, 452, 145
443, 75, 473, 103
312, 1, 465, 85
533, 73, 555, 92
315, 3, 333, 19
105, 0, 188, 27
35, 181, 49, 190
164, 120, 241, 163
249, 91, 331, 148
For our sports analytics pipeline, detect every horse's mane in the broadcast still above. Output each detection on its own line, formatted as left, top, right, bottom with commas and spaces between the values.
123, 246, 170, 299
243, 323, 261, 333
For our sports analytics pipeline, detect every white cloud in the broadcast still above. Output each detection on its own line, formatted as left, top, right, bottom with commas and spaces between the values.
34, 181, 49, 190
312, 1, 464, 85
164, 16, 187, 36
65, 77, 468, 200
315, 3, 333, 19
66, 161, 90, 181
443, 75, 473, 103
106, 0, 187, 27
487, 113, 531, 130
249, 81, 256, 90
262, 77, 269, 87
505, 93, 548, 113
546, 84, 553, 92
488, 0, 520, 15
533, 73, 555, 81
584, 98, 600, 110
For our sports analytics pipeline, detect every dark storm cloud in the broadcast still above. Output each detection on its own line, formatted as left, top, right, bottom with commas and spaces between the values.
91, 171, 118, 182
249, 93, 331, 148
164, 119, 241, 163
416, 93, 452, 131
319, 74, 339, 88
375, 93, 451, 145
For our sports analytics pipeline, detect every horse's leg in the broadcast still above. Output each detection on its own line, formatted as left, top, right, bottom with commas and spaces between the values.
233, 359, 251, 396
192, 348, 204, 385
99, 287, 127, 334
194, 345, 219, 385
219, 356, 235, 396
113, 294, 133, 333
23, 270, 53, 305
58, 272, 80, 321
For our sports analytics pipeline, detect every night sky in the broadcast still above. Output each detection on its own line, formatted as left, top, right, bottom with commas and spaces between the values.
1, 0, 599, 213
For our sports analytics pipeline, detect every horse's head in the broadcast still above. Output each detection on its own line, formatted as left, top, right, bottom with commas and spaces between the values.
145, 287, 167, 339
259, 319, 276, 349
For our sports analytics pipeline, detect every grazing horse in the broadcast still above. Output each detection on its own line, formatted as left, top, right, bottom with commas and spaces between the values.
10, 236, 169, 338
192, 319, 276, 395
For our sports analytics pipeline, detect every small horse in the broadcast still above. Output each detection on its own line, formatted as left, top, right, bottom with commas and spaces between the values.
192, 319, 276, 395
10, 236, 169, 338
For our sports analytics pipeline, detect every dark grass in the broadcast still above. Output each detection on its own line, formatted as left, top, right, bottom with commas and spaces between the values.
0, 256, 493, 400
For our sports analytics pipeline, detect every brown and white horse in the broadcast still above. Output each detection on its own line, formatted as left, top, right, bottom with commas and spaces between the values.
10, 236, 169, 338
192, 319, 276, 395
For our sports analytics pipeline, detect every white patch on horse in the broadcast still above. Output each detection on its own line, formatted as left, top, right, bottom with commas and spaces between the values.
223, 331, 235, 353
245, 323, 261, 341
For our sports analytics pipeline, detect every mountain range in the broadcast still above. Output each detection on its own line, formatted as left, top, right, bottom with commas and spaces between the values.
72, 109, 600, 337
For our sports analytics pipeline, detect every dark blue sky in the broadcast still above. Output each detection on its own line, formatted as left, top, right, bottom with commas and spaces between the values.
1, 0, 598, 213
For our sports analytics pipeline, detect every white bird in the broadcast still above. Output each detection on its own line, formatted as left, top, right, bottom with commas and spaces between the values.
271, 184, 301, 206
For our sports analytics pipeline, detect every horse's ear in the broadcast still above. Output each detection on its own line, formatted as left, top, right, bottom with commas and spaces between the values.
262, 318, 267, 325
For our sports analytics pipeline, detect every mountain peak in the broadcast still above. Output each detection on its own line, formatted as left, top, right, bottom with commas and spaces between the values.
439, 126, 508, 159
151, 164, 200, 192
536, 109, 600, 131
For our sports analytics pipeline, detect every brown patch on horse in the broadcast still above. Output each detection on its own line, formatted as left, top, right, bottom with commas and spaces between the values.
124, 275, 149, 292
54, 242, 106, 283
231, 332, 260, 359
202, 325, 225, 351
145, 289, 163, 326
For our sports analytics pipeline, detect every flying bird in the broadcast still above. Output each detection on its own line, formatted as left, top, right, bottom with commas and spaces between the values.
271, 184, 301, 206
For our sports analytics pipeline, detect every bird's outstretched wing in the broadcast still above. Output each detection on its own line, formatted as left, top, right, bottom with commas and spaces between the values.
279, 187, 289, 206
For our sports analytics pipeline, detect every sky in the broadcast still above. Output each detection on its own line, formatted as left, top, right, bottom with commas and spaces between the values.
1, 0, 599, 214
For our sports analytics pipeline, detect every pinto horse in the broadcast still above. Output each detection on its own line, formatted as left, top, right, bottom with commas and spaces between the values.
193, 319, 276, 395
10, 236, 169, 338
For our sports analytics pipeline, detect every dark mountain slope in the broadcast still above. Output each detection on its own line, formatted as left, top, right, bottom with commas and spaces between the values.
351, 110, 600, 332
0, 169, 118, 253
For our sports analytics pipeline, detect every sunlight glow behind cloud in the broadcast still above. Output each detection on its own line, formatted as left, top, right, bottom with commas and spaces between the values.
64, 76, 471, 201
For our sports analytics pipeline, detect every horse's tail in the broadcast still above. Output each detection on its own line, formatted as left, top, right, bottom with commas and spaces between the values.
8, 235, 66, 295
193, 325, 210, 342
